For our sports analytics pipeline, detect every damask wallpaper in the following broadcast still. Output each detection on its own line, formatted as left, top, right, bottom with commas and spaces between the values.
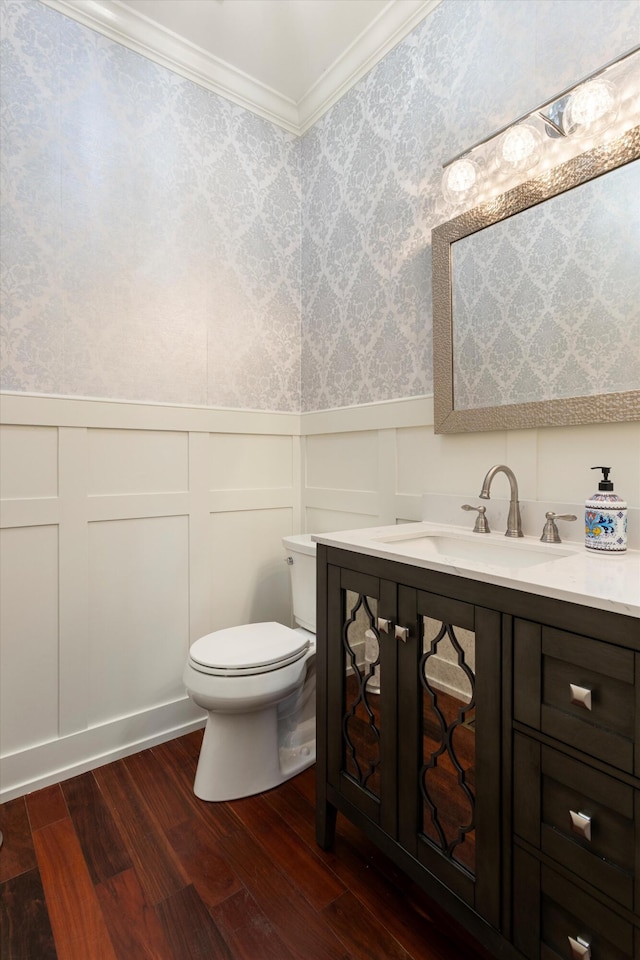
2, 0, 639, 413
300, 0, 640, 411
1, 0, 301, 411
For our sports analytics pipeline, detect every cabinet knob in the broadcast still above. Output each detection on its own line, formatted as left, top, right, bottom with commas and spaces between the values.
377, 617, 391, 634
569, 683, 592, 711
395, 625, 409, 643
568, 935, 591, 960
569, 810, 592, 841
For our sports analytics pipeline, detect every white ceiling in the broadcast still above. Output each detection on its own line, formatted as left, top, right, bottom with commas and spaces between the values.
119, 0, 391, 102
41, 0, 441, 133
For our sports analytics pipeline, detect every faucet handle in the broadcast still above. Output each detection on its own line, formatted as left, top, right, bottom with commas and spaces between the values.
461, 504, 490, 534
540, 511, 577, 543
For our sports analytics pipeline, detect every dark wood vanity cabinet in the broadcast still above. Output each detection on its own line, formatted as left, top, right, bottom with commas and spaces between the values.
512, 618, 640, 960
316, 543, 640, 960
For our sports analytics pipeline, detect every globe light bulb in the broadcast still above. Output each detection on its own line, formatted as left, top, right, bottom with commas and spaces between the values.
442, 158, 479, 204
564, 78, 618, 137
496, 123, 542, 173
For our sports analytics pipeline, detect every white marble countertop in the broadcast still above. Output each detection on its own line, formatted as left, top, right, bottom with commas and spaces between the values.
313, 521, 640, 618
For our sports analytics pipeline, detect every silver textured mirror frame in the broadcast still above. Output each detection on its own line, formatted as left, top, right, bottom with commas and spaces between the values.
432, 125, 640, 434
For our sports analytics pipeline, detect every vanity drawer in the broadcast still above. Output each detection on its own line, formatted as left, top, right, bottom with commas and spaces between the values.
514, 735, 638, 910
513, 847, 637, 960
514, 622, 637, 774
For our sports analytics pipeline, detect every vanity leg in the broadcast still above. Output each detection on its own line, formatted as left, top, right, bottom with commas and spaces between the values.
316, 798, 337, 849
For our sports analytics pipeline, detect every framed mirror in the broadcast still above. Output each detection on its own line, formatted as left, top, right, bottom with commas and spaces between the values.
432, 125, 640, 433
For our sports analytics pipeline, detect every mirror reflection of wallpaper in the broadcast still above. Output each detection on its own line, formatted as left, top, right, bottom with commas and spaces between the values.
1, 1, 301, 411
451, 162, 640, 409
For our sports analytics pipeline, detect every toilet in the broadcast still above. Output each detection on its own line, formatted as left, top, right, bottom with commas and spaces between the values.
183, 533, 316, 801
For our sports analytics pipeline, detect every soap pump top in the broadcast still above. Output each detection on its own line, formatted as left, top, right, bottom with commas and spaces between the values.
591, 466, 614, 491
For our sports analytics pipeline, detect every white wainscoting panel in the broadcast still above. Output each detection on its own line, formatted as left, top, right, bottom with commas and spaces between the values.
87, 429, 189, 495
396, 426, 432, 496
0, 394, 300, 801
301, 400, 431, 533
306, 431, 378, 491
305, 506, 380, 534
0, 525, 60, 758
536, 421, 640, 506
0, 424, 59, 499
88, 515, 190, 726
209, 433, 294, 490
209, 507, 294, 631
300, 400, 640, 536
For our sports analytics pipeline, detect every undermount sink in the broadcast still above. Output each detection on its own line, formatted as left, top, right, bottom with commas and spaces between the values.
374, 530, 574, 569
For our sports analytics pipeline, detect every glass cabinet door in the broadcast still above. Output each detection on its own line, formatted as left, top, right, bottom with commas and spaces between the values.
398, 587, 501, 928
420, 611, 476, 874
326, 565, 397, 834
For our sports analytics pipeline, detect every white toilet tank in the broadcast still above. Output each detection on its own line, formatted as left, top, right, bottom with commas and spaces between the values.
282, 534, 316, 633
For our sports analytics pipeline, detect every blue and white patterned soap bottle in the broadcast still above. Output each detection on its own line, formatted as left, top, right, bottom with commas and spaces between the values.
585, 466, 627, 553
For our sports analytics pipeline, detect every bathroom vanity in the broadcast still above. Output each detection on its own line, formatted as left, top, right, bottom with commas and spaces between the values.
313, 523, 640, 960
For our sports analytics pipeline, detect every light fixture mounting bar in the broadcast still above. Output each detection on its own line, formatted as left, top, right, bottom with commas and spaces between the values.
442, 42, 640, 169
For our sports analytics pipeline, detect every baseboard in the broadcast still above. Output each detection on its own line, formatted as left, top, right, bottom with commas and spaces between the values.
0, 697, 206, 803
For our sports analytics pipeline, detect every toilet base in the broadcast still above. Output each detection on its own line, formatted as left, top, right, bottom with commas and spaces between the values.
193, 705, 315, 802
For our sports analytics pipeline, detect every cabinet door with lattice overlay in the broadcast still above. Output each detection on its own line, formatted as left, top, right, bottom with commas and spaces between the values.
325, 564, 399, 837
397, 586, 502, 929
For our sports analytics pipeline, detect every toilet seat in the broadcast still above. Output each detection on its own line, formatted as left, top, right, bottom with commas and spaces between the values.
189, 622, 310, 677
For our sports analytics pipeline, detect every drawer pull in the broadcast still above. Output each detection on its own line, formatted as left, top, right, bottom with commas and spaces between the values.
569, 683, 592, 711
377, 618, 391, 634
569, 810, 592, 841
568, 935, 591, 960
395, 625, 409, 643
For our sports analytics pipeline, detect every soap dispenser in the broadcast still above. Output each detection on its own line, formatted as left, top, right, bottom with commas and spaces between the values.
585, 466, 627, 553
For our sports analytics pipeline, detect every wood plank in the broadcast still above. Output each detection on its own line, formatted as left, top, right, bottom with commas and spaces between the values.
96, 867, 172, 960
1, 732, 504, 960
151, 739, 243, 840
210, 888, 299, 960
93, 759, 189, 905
166, 816, 243, 909
268, 778, 490, 960
155, 728, 202, 784
218, 827, 351, 960
0, 797, 36, 883
322, 889, 412, 960
25, 784, 68, 831
33, 817, 118, 960
61, 773, 132, 885
0, 867, 57, 960
155, 883, 233, 960
265, 774, 321, 848
229, 791, 346, 909
294, 763, 317, 806
123, 748, 191, 833
336, 818, 490, 960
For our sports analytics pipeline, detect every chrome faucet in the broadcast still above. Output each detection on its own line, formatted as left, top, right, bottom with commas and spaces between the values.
479, 464, 523, 538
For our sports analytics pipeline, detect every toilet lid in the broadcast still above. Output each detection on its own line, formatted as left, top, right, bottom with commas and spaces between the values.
189, 622, 310, 675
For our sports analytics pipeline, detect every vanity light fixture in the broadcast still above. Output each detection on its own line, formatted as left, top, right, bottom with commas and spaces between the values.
495, 123, 542, 173
441, 157, 479, 204
442, 43, 638, 204
563, 77, 619, 137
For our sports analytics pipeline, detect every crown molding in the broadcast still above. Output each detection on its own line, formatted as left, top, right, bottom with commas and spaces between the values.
297, 0, 442, 134
39, 0, 300, 133
38, 0, 441, 135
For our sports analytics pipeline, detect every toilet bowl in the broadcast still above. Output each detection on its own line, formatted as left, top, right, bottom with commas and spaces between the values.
183, 534, 316, 801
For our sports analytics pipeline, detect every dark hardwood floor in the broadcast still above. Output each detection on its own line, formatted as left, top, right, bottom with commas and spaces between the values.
0, 729, 492, 960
